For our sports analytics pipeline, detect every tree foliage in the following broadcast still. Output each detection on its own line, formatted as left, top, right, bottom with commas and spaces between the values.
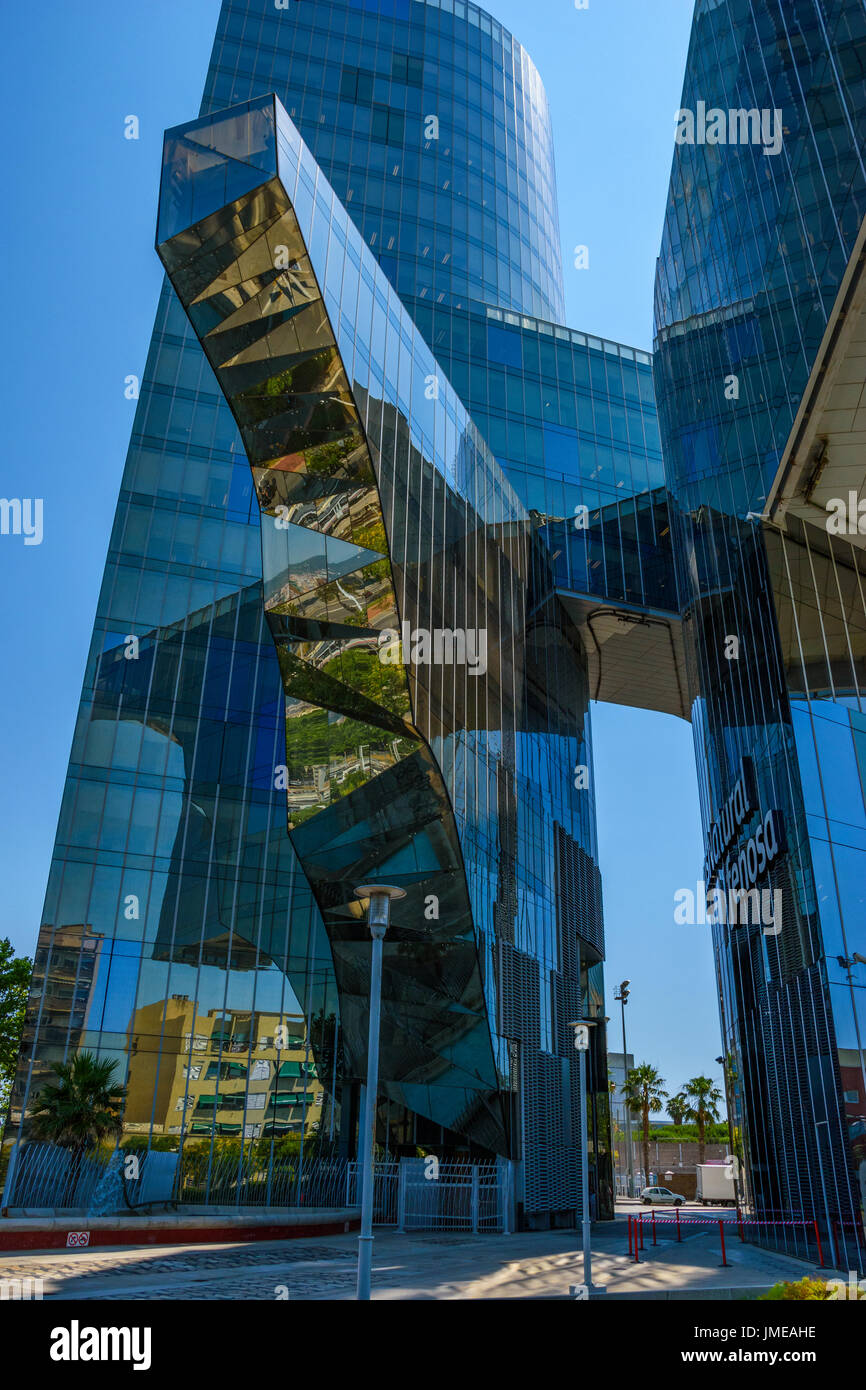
683, 1075, 724, 1163
0, 938, 31, 1120
30, 1052, 126, 1152
624, 1062, 668, 1187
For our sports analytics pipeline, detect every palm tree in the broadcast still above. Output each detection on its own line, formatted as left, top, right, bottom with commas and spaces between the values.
623, 1063, 668, 1189
683, 1075, 724, 1163
30, 1052, 126, 1203
668, 1090, 688, 1127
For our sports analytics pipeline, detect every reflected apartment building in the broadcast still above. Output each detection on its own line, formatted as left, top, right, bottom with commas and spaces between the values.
124, 1004, 323, 1142
4, 0, 866, 1257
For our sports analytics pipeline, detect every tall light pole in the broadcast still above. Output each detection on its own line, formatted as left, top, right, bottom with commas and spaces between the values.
354, 883, 405, 1301
614, 980, 635, 1198
568, 1018, 605, 1296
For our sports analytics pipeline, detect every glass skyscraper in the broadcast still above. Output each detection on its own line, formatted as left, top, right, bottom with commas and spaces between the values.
5, 0, 864, 1262
4, 0, 670, 1229
654, 0, 866, 1266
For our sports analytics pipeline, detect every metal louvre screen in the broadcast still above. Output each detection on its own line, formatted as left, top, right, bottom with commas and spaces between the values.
553, 971, 583, 1056
522, 1051, 582, 1214
555, 823, 604, 961
496, 924, 585, 1214
497, 940, 541, 1049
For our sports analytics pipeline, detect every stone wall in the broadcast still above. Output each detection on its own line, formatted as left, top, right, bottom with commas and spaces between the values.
616, 1139, 728, 1196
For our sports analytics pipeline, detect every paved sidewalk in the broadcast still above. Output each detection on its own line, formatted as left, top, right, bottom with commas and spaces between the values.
0, 1221, 832, 1301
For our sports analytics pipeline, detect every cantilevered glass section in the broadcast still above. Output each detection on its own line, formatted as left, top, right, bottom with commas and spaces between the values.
157, 94, 542, 1153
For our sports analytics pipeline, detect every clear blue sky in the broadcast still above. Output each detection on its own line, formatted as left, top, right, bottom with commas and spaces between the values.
0, 0, 720, 1103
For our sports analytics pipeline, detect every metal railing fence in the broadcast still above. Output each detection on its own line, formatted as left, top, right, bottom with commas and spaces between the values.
174, 1147, 353, 1209
3, 1143, 515, 1232
2, 1142, 176, 1213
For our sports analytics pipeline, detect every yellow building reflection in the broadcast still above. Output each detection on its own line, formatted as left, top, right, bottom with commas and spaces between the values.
125, 998, 323, 1141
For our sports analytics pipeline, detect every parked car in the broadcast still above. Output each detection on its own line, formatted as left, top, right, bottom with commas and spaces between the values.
640, 1185, 685, 1206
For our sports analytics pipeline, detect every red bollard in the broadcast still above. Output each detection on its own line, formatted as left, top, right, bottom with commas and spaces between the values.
814, 1220, 824, 1269
634, 1218, 640, 1264
652, 1209, 657, 1246
719, 1219, 728, 1268
639, 1214, 645, 1250
676, 1206, 682, 1243
627, 1215, 633, 1257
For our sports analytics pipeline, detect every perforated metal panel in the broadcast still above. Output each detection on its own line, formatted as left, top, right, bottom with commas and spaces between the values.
553, 970, 584, 1057
555, 823, 604, 961
496, 941, 586, 1213
497, 940, 540, 1049
522, 1050, 582, 1213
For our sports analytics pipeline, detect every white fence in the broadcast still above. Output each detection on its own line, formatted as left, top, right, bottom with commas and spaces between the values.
347, 1158, 513, 1232
4, 1144, 515, 1231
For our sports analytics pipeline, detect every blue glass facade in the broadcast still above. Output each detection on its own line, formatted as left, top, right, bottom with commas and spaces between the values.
416, 302, 677, 614
654, 0, 866, 1265
6, 0, 675, 1226
204, 0, 565, 324
12, 0, 862, 1258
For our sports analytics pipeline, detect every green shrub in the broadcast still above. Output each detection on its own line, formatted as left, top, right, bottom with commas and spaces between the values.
759, 1276, 832, 1301
640, 1123, 730, 1143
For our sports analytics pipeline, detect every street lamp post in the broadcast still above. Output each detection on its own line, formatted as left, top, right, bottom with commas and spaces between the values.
354, 883, 405, 1302
614, 980, 635, 1198
568, 1018, 605, 1297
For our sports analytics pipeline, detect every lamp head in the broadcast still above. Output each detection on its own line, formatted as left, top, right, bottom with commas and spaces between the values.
354, 884, 406, 929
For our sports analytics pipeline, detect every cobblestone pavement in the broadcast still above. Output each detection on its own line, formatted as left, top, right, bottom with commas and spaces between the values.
1, 1242, 349, 1284
0, 1223, 828, 1301
79, 1270, 362, 1300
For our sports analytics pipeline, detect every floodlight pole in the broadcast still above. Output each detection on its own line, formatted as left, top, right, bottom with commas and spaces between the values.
614, 981, 635, 1197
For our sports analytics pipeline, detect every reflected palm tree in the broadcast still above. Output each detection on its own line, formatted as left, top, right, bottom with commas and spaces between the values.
31, 1052, 126, 1203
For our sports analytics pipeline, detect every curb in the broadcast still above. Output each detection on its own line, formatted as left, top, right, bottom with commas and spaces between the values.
0, 1213, 360, 1253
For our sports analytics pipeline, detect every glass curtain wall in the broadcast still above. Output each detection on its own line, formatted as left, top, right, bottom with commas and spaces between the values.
654, 0, 866, 1263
